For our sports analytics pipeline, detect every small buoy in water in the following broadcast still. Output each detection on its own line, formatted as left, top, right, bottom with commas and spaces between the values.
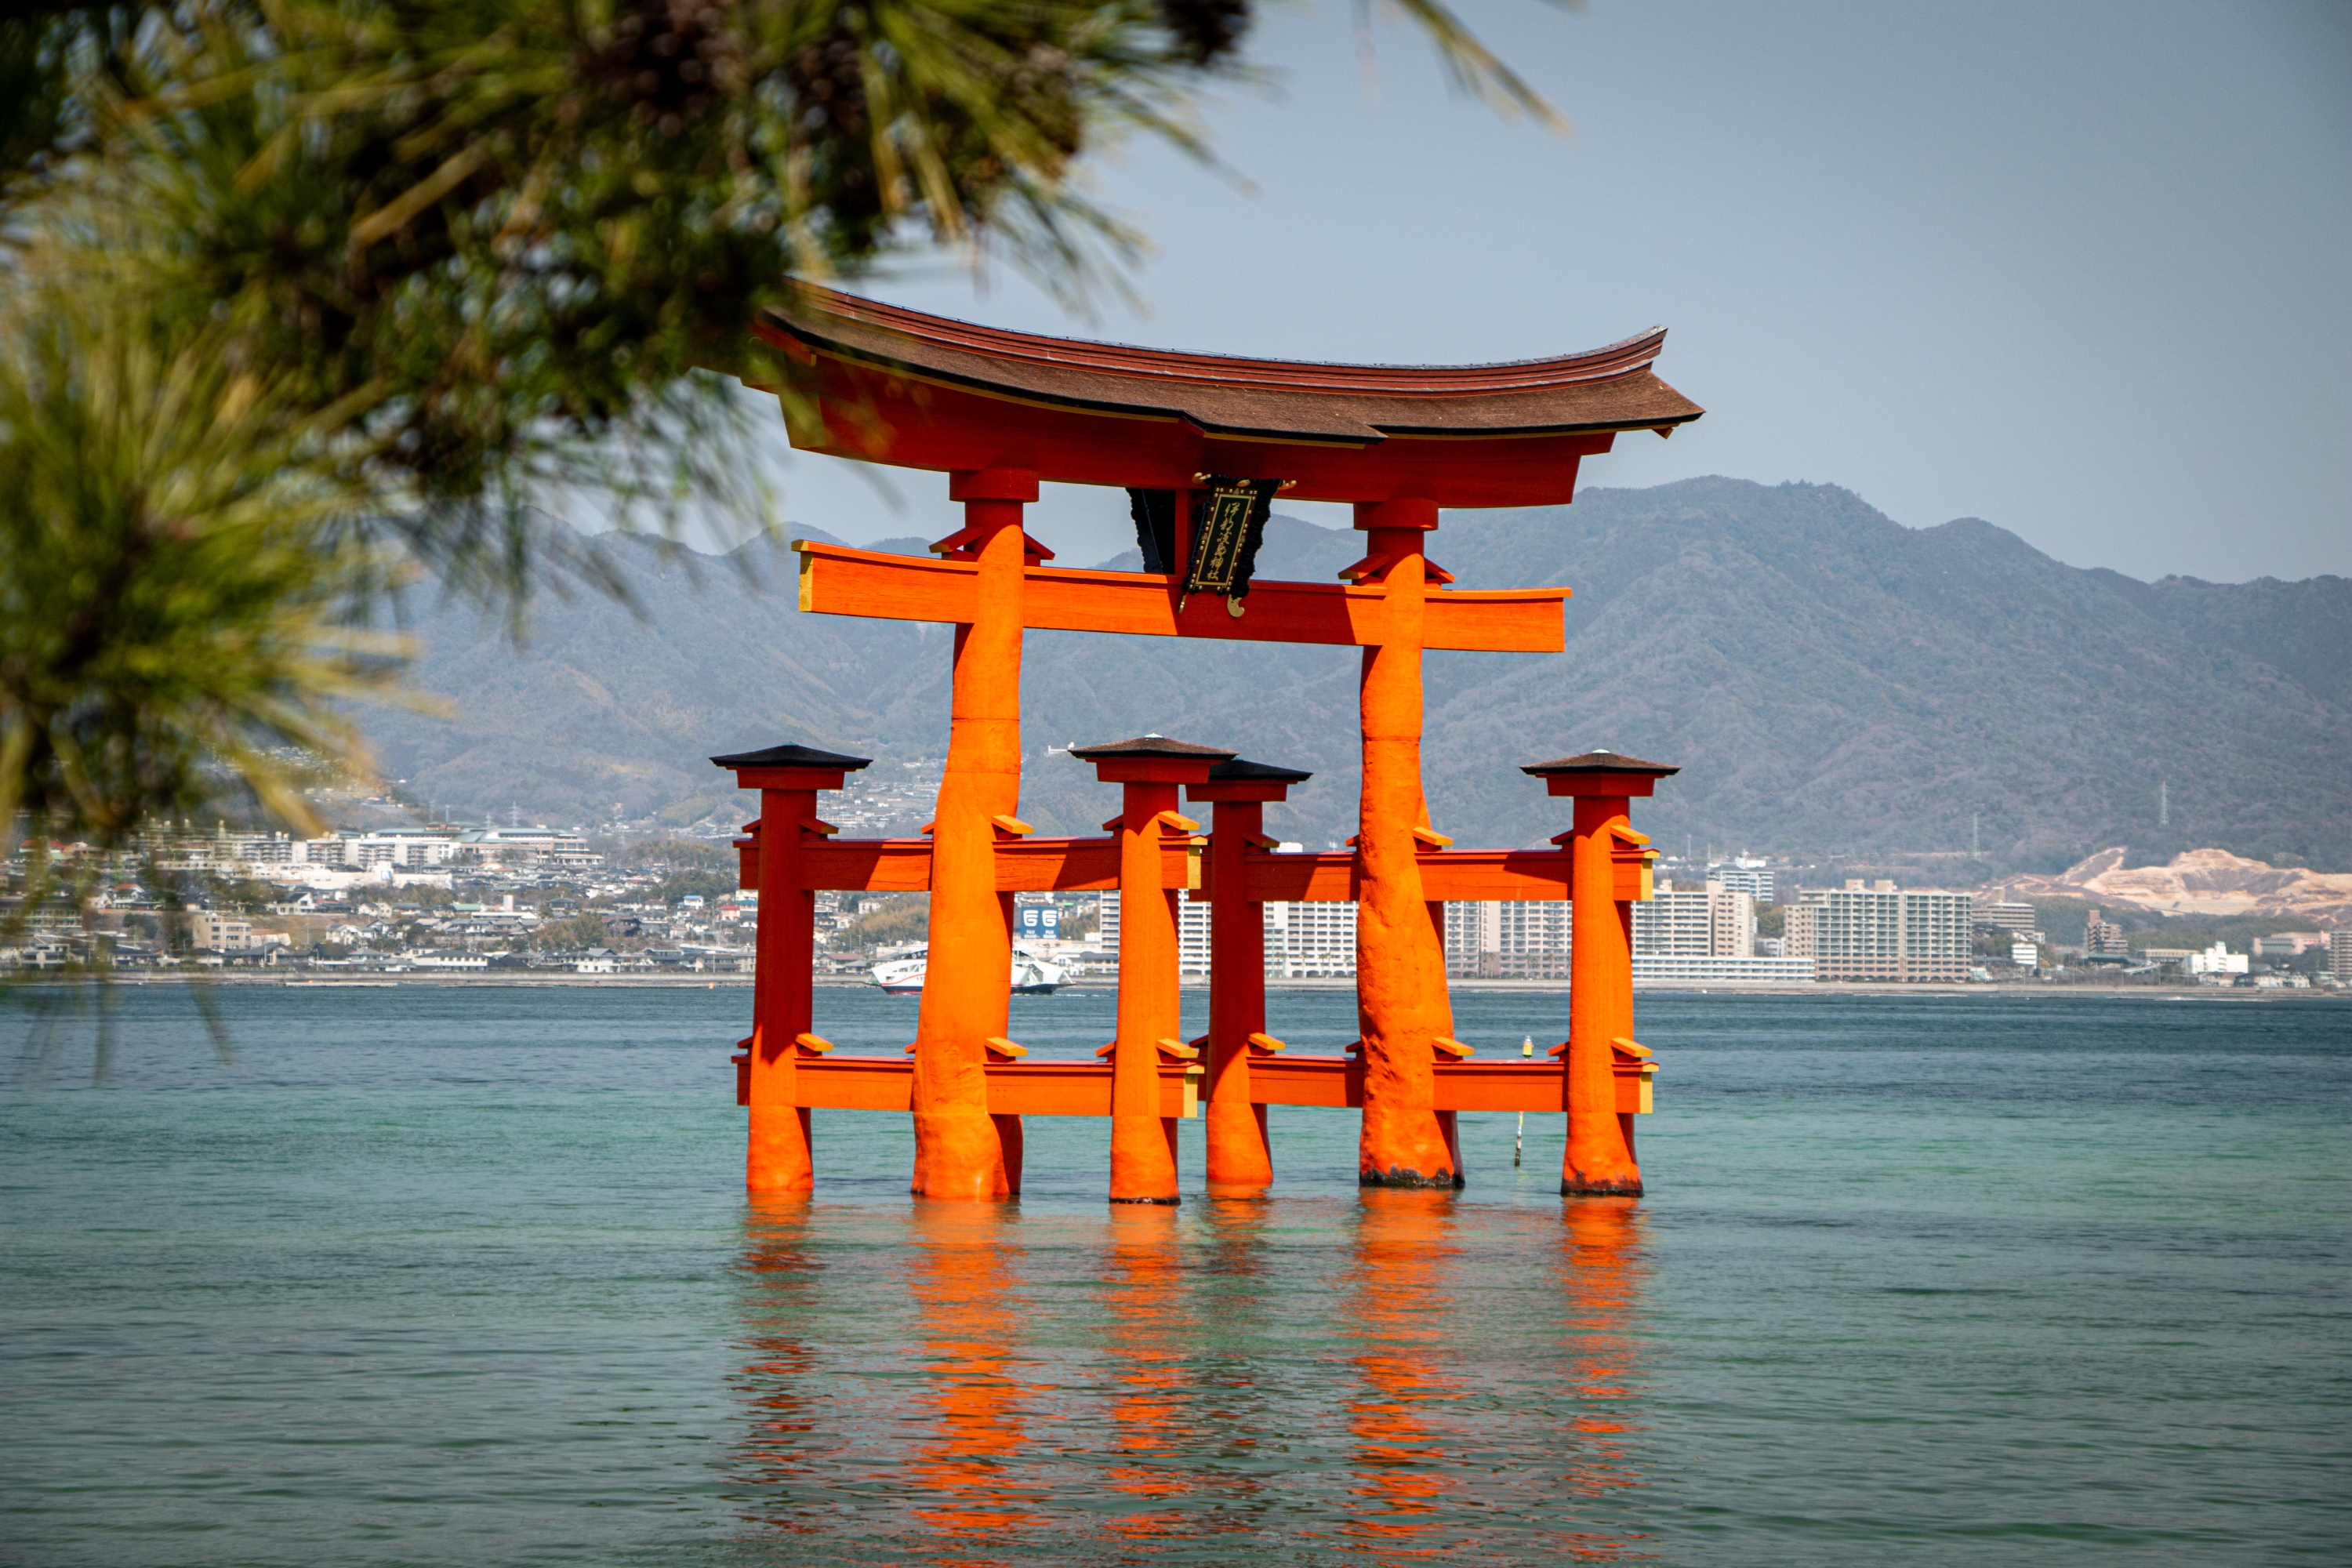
1516, 1036, 1534, 1166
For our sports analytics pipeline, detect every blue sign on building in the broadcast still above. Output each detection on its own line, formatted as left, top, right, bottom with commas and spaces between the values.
1014, 904, 1061, 941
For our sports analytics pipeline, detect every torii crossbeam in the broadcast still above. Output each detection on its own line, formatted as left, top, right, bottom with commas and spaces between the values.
725, 285, 1702, 1200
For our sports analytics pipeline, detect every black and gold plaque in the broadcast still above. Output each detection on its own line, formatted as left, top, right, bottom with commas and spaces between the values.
1181, 475, 1281, 614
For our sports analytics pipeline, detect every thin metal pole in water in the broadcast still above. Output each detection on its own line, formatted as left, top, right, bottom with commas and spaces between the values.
1515, 1035, 1534, 1166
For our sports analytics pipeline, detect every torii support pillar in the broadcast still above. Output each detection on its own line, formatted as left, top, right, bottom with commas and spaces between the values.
711, 742, 873, 1194
1073, 735, 1232, 1203
1353, 497, 1462, 1189
910, 468, 1040, 1200
1187, 757, 1312, 1196
1523, 750, 1680, 1196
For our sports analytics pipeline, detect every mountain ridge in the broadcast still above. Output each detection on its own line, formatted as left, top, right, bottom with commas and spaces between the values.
359, 477, 2352, 873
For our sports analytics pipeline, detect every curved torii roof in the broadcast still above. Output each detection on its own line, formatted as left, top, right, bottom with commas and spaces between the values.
752, 284, 1702, 508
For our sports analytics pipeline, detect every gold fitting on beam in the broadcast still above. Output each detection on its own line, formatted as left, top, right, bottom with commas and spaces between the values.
793, 1032, 835, 1056
984, 1036, 1029, 1060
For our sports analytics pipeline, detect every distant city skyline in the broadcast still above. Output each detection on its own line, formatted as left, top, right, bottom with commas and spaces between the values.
639, 1, 2348, 585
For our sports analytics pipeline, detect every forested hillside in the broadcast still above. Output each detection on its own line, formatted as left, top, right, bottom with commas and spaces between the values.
362, 479, 2352, 873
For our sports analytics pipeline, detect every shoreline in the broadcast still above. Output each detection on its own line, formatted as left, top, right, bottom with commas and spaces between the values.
15, 972, 2341, 1002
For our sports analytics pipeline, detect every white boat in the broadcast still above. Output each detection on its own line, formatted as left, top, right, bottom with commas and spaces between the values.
869, 946, 1065, 995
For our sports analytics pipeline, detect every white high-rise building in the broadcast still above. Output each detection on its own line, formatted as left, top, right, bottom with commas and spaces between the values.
1131, 894, 1361, 978
1633, 880, 1755, 959
1265, 900, 1359, 978
2184, 942, 2249, 977
1446, 891, 1806, 982
1787, 880, 1974, 982
1444, 899, 1571, 978
1178, 897, 1209, 973
1709, 866, 1776, 904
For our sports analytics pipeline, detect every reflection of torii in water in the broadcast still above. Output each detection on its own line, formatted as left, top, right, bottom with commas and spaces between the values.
717, 285, 1698, 1200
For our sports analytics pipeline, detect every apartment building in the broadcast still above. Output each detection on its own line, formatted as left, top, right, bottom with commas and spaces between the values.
1973, 898, 2039, 934
1443, 887, 1809, 982
2084, 909, 2129, 956
1787, 880, 1974, 982
187, 910, 255, 951
328, 829, 465, 869
2183, 942, 2249, 977
1263, 900, 1359, 978
1444, 899, 1570, 979
1633, 880, 1756, 959
1708, 865, 1776, 904
1167, 896, 1361, 977
456, 826, 601, 868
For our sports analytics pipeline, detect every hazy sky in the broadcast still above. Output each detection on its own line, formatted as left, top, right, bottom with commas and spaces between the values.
712, 0, 2349, 583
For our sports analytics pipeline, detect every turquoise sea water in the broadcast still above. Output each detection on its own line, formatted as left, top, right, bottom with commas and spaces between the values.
2, 983, 2346, 1566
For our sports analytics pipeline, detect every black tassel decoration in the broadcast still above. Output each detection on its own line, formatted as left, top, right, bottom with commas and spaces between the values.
1126, 488, 1178, 574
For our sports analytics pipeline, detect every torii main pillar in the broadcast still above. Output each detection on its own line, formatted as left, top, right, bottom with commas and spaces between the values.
908, 467, 1037, 1200
1353, 498, 1461, 1188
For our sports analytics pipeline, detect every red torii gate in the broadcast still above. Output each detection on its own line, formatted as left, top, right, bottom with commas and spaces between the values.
723, 285, 1701, 1201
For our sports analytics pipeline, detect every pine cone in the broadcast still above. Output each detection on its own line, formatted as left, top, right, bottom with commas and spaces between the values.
1160, 0, 1250, 65
597, 0, 742, 136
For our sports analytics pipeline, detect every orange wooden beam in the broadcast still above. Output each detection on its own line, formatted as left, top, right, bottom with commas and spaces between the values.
735, 1051, 1646, 1114
1202, 847, 1654, 904
1239, 1054, 1653, 1113
733, 833, 1200, 893
771, 1055, 1203, 1119
793, 542, 1566, 654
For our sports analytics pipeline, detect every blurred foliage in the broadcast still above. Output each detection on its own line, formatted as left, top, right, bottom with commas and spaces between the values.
0, 248, 412, 846
2, 0, 1553, 609
0, 0, 1559, 875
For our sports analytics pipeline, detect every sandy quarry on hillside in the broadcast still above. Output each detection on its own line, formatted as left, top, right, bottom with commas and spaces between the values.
1996, 848, 2352, 925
